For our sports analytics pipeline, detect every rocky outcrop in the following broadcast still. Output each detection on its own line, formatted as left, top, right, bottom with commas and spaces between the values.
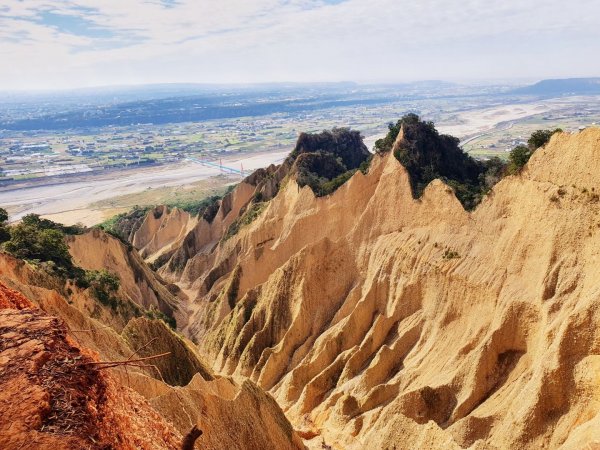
145, 128, 600, 449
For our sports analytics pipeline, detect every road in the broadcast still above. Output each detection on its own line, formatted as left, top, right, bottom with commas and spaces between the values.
459, 121, 515, 149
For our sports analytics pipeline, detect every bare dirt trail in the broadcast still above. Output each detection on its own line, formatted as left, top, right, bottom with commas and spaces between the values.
0, 282, 183, 450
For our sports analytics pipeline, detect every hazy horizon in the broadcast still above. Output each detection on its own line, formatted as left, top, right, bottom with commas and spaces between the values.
1, 0, 600, 91
0, 78, 543, 96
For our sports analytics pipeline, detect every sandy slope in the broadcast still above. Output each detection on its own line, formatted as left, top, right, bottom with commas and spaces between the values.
0, 248, 305, 449
136, 128, 600, 449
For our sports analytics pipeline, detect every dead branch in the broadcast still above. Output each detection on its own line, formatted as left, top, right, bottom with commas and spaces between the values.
128, 337, 159, 361
81, 352, 171, 369
122, 337, 159, 388
69, 324, 113, 333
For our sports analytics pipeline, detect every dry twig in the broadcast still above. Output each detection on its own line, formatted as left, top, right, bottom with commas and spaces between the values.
81, 352, 171, 369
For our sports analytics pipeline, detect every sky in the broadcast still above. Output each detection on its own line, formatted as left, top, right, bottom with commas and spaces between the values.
0, 0, 599, 90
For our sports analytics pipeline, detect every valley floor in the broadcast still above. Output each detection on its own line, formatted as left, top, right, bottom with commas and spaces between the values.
0, 151, 287, 226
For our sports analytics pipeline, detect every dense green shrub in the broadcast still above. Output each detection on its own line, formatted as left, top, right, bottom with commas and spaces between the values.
290, 128, 371, 170
0, 213, 87, 282
98, 206, 149, 243
507, 128, 562, 174
375, 114, 493, 210
396, 116, 484, 198
374, 116, 410, 154
319, 170, 358, 196
291, 128, 371, 197
528, 128, 562, 150
0, 226, 9, 244
507, 145, 533, 174
20, 213, 85, 235
295, 152, 348, 180
0, 208, 9, 244
84, 269, 121, 309
4, 219, 74, 270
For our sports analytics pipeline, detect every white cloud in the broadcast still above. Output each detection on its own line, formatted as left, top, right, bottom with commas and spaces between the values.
0, 0, 599, 89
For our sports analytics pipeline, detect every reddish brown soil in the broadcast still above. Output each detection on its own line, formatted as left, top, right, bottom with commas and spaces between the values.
0, 304, 181, 450
0, 308, 108, 449
0, 280, 34, 309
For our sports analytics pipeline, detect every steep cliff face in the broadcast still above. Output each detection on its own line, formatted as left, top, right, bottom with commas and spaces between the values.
139, 128, 600, 449
133, 128, 370, 291
132, 205, 199, 264
67, 228, 181, 324
0, 248, 305, 449
0, 286, 182, 450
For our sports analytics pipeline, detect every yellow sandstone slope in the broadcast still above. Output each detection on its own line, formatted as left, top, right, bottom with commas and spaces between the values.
139, 128, 600, 449
133, 205, 198, 264
0, 245, 305, 449
67, 228, 181, 324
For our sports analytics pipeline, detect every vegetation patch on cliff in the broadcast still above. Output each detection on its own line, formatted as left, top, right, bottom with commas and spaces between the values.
290, 128, 372, 197
375, 114, 497, 209
168, 184, 236, 221
2, 213, 83, 278
374, 114, 563, 210
79, 269, 121, 309
98, 205, 150, 243
507, 128, 562, 174
0, 211, 175, 329
223, 202, 267, 241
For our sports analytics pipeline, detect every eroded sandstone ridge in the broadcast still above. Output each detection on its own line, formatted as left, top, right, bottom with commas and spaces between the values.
133, 128, 600, 449
0, 246, 304, 449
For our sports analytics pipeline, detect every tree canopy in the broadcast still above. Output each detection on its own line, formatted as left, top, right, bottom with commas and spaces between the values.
0, 208, 9, 243
292, 128, 372, 197
528, 128, 562, 151
508, 145, 533, 174
4, 220, 73, 270
508, 128, 562, 174
376, 114, 498, 210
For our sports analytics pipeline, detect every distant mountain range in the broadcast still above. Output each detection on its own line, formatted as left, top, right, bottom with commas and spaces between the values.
513, 77, 600, 96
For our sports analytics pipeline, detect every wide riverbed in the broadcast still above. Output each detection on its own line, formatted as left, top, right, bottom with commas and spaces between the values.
0, 151, 287, 225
